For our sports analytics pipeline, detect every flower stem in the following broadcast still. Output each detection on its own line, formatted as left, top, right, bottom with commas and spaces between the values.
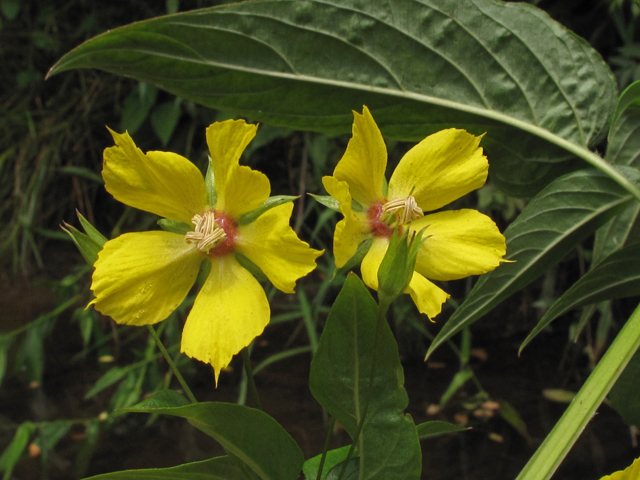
146, 325, 197, 404
515, 301, 640, 480
242, 347, 263, 411
315, 416, 337, 480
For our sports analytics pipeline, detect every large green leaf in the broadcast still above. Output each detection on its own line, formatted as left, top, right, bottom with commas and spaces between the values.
593, 81, 640, 263
83, 456, 253, 480
48, 0, 617, 196
521, 242, 640, 352
309, 274, 421, 480
120, 398, 303, 480
427, 169, 639, 357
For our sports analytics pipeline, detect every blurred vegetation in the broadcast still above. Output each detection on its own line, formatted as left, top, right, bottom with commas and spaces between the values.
1, 0, 639, 479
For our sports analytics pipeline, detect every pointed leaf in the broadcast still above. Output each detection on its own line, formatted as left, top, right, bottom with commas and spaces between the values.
61, 223, 102, 266
416, 421, 468, 439
310, 274, 421, 480
83, 456, 254, 480
309, 194, 340, 212
521, 242, 640, 352
48, 0, 617, 196
77, 211, 107, 246
427, 169, 639, 358
302, 446, 351, 480
120, 398, 304, 480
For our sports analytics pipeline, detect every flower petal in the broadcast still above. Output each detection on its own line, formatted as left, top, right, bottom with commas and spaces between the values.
90, 231, 203, 325
360, 236, 389, 291
388, 129, 488, 211
411, 209, 507, 281
323, 176, 371, 268
103, 129, 208, 224
181, 255, 270, 384
206, 119, 270, 217
333, 106, 387, 206
405, 271, 450, 320
236, 202, 323, 293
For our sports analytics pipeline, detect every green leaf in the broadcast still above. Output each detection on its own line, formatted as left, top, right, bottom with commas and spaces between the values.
0, 335, 13, 388
237, 195, 298, 226
498, 401, 532, 445
61, 223, 102, 266
83, 456, 254, 480
158, 218, 192, 235
151, 99, 182, 146
416, 421, 468, 440
302, 446, 351, 480
77, 211, 107, 246
128, 389, 190, 409
38, 421, 71, 451
0, 422, 35, 479
310, 274, 421, 480
521, 242, 640, 352
120, 400, 304, 480
610, 347, 640, 427
331, 238, 372, 280
0, 0, 19, 20
427, 169, 638, 358
48, 0, 617, 196
439, 367, 473, 407
120, 83, 158, 135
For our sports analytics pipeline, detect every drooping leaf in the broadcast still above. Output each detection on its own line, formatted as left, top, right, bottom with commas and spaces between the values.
83, 455, 255, 480
416, 421, 468, 439
521, 242, 640, 352
302, 446, 351, 480
0, 422, 35, 479
120, 398, 304, 480
48, 0, 617, 196
427, 169, 639, 358
309, 274, 421, 480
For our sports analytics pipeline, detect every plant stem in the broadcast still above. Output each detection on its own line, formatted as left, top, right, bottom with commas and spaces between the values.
315, 416, 337, 480
146, 325, 197, 404
515, 301, 640, 480
242, 347, 263, 411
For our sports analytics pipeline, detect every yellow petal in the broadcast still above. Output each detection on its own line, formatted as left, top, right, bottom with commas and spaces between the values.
600, 457, 640, 480
236, 203, 323, 293
103, 129, 208, 224
388, 129, 488, 211
405, 271, 450, 320
412, 209, 507, 281
323, 176, 371, 268
333, 106, 387, 206
206, 120, 270, 217
360, 236, 389, 291
90, 231, 203, 325
180, 255, 270, 384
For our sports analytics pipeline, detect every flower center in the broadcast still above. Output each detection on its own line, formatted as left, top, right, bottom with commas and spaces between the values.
185, 211, 237, 256
381, 196, 423, 225
367, 195, 423, 238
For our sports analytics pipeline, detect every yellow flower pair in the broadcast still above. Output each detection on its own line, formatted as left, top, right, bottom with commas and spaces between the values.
89, 107, 507, 379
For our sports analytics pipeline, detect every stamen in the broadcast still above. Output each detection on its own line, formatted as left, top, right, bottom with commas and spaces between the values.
382, 195, 423, 225
185, 211, 227, 253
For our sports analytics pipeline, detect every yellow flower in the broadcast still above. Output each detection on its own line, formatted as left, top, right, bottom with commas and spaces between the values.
90, 119, 323, 382
600, 457, 640, 480
323, 107, 507, 320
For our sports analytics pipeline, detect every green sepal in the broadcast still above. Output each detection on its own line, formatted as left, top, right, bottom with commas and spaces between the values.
235, 252, 269, 283
205, 155, 217, 207
77, 210, 107, 246
157, 218, 192, 235
61, 223, 103, 266
309, 194, 340, 212
237, 195, 298, 226
331, 237, 373, 280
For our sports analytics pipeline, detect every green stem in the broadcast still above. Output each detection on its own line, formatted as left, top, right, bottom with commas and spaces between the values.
315, 416, 337, 480
516, 301, 640, 480
337, 299, 392, 480
242, 348, 263, 411
146, 325, 197, 404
